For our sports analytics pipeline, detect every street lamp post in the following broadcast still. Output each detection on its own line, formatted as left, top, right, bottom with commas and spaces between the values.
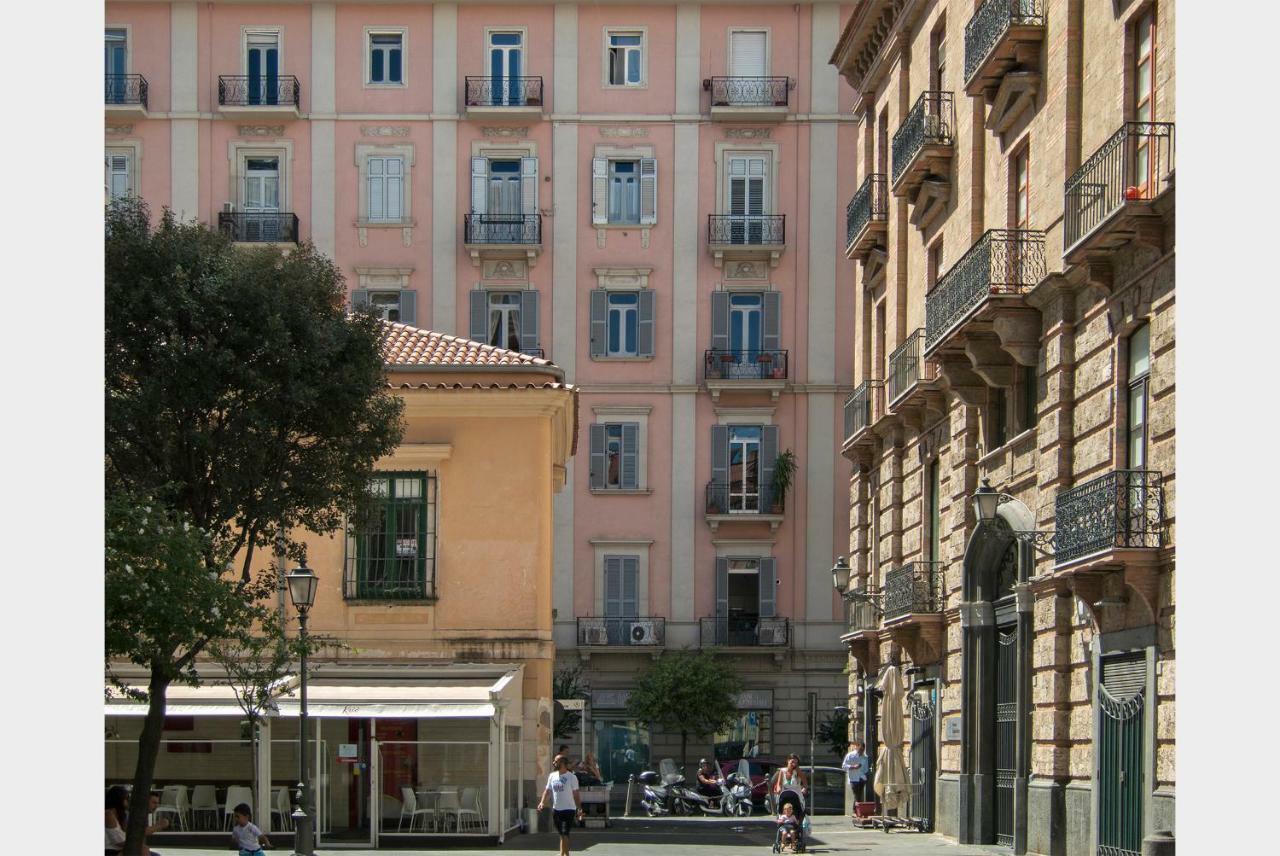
286, 566, 319, 856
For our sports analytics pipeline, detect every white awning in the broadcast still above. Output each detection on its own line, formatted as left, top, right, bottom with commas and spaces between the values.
275, 685, 497, 719
105, 683, 263, 718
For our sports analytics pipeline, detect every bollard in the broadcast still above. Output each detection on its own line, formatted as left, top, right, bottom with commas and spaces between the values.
624, 773, 635, 817
291, 807, 314, 856
1142, 830, 1175, 856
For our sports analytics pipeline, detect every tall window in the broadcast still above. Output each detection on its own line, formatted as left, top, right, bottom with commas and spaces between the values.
609, 160, 640, 223
488, 31, 524, 104
487, 159, 522, 215
589, 422, 640, 490
607, 32, 643, 86
368, 33, 403, 84
929, 18, 946, 91
1127, 323, 1150, 468
603, 555, 640, 644
366, 156, 403, 222
607, 292, 639, 356
727, 155, 769, 243
1013, 147, 1031, 229
928, 239, 944, 291
348, 473, 436, 600
105, 29, 128, 102
729, 293, 763, 357
488, 292, 522, 351
243, 157, 280, 211
1133, 9, 1157, 192
928, 459, 942, 565
728, 426, 762, 512
245, 31, 280, 105
1017, 364, 1037, 434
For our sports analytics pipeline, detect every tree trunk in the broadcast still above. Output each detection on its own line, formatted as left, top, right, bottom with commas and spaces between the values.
125, 669, 170, 855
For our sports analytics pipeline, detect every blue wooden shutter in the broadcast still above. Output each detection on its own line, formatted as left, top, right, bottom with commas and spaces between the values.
519, 290, 539, 354
637, 290, 655, 357
758, 558, 777, 617
589, 290, 608, 357
621, 557, 639, 617
760, 426, 779, 509
715, 557, 729, 618
248, 48, 262, 104
265, 48, 279, 104
588, 424, 607, 489
762, 291, 781, 353
711, 291, 730, 353
621, 423, 639, 489
389, 42, 402, 83
399, 290, 417, 326
604, 556, 623, 616
639, 158, 658, 225
710, 425, 729, 512
469, 290, 488, 342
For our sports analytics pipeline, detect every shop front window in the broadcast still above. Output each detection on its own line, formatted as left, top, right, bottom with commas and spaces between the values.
594, 720, 650, 784
714, 710, 772, 759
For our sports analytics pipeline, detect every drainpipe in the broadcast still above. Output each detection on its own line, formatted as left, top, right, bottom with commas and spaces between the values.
1013, 542, 1034, 855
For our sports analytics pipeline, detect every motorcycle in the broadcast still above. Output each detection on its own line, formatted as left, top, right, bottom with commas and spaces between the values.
727, 769, 754, 816
680, 768, 752, 816
638, 759, 687, 816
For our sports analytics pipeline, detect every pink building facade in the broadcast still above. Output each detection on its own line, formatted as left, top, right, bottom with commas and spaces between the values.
106, 0, 859, 783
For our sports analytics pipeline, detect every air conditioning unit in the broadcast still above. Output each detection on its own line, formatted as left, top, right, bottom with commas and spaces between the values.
583, 625, 609, 646
758, 624, 786, 646
223, 202, 236, 213
629, 621, 658, 645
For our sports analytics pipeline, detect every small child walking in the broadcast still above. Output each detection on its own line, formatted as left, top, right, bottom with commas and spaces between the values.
776, 802, 799, 852
230, 803, 271, 855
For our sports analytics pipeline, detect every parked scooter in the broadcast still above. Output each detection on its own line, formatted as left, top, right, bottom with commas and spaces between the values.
678, 759, 750, 816
638, 758, 687, 816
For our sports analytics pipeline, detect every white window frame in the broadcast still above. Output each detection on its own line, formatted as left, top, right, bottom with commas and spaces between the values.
592, 145, 656, 233
355, 143, 415, 237
227, 141, 293, 214
713, 142, 781, 217
603, 27, 648, 88
592, 405, 651, 492
590, 540, 652, 616
105, 142, 142, 199
727, 27, 771, 77
606, 292, 641, 357
607, 158, 641, 224
104, 25, 133, 74
364, 27, 408, 88
240, 26, 283, 79
484, 26, 530, 75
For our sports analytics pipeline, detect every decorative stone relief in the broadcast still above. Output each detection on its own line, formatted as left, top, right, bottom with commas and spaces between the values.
238, 125, 285, 137
105, 123, 134, 136
593, 267, 653, 290
360, 125, 410, 137
355, 266, 414, 291
481, 126, 530, 138
724, 260, 767, 281
599, 126, 649, 138
725, 128, 773, 139
482, 259, 528, 281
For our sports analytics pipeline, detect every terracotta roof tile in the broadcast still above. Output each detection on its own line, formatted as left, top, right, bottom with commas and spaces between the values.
377, 320, 555, 369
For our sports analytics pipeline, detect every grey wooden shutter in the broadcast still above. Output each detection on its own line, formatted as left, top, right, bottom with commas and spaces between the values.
760, 425, 779, 509
710, 291, 730, 353
758, 557, 777, 617
519, 290, 540, 354
469, 290, 488, 342
588, 424, 607, 489
471, 157, 488, 214
591, 157, 609, 225
399, 290, 417, 326
639, 158, 657, 225
352, 289, 371, 312
621, 557, 639, 617
715, 557, 729, 618
589, 290, 609, 357
621, 423, 639, 489
711, 425, 730, 506
521, 157, 539, 215
762, 291, 781, 352
604, 556, 623, 616
637, 290, 655, 357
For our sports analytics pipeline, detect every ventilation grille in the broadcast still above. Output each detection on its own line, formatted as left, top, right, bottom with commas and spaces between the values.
1101, 653, 1145, 701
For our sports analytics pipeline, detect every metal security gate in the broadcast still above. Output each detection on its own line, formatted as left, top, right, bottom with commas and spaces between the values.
909, 684, 936, 831
1098, 654, 1146, 856
994, 626, 1017, 847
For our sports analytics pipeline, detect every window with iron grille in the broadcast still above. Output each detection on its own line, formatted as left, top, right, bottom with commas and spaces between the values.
346, 472, 437, 600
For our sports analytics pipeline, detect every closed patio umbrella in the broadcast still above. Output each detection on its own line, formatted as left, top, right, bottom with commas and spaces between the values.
873, 665, 909, 814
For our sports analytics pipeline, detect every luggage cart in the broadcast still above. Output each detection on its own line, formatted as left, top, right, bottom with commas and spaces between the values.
869, 780, 928, 833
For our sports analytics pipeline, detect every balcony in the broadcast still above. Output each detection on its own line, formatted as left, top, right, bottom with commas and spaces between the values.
699, 616, 790, 650
704, 481, 783, 532
463, 76, 544, 118
703, 349, 788, 401
576, 616, 666, 658
707, 215, 786, 269
844, 174, 888, 261
463, 213, 543, 267
704, 76, 791, 122
924, 229, 1046, 358
880, 561, 945, 663
964, 0, 1046, 133
217, 75, 301, 119
1054, 470, 1165, 568
218, 212, 299, 245
841, 379, 883, 459
846, 588, 879, 634
105, 74, 148, 118
891, 91, 954, 203
1064, 122, 1175, 268
886, 329, 943, 420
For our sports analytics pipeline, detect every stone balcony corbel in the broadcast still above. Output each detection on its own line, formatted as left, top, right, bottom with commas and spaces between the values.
935, 354, 988, 408
990, 307, 1042, 367
963, 331, 1017, 388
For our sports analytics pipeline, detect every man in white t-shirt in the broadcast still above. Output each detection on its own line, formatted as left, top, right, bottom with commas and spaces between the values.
536, 754, 584, 855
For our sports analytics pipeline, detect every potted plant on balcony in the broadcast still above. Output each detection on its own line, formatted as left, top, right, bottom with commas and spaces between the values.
770, 449, 796, 514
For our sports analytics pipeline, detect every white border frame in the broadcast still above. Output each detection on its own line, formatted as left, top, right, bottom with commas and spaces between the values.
602, 26, 649, 89
104, 23, 134, 75
227, 139, 294, 213
590, 540, 652, 617
354, 142, 416, 245
592, 405, 652, 491
240, 26, 284, 79
726, 27, 772, 77
363, 26, 409, 89
714, 141, 781, 216
105, 140, 143, 199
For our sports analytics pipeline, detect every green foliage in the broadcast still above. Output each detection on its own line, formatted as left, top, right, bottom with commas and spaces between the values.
627, 650, 743, 768
771, 449, 797, 504
553, 664, 589, 739
817, 708, 851, 757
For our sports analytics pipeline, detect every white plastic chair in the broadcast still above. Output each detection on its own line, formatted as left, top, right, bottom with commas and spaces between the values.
399, 787, 433, 832
270, 786, 293, 832
454, 787, 484, 833
190, 785, 219, 830
155, 784, 188, 830
223, 786, 253, 830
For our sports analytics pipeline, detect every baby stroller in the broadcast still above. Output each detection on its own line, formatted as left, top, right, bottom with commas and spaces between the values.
771, 786, 807, 853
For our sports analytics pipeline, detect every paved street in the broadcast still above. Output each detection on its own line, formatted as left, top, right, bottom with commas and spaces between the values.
158, 816, 1008, 855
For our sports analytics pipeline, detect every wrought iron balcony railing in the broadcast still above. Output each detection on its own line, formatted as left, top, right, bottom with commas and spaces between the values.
891, 91, 955, 186
846, 173, 888, 249
1064, 122, 1175, 255
707, 215, 786, 246
700, 616, 790, 647
705, 481, 782, 516
843, 379, 883, 442
218, 212, 300, 244
887, 329, 937, 404
882, 562, 944, 619
464, 76, 544, 107
218, 75, 301, 107
705, 76, 791, 107
577, 616, 666, 647
925, 229, 1046, 351
847, 588, 879, 633
464, 213, 542, 245
105, 74, 148, 108
1053, 470, 1164, 566
704, 349, 789, 381
964, 0, 1046, 85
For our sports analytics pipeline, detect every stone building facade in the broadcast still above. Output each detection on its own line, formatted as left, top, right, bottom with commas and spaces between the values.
829, 2, 1174, 855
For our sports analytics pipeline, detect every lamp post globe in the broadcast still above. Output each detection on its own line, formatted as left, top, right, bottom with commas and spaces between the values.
973, 479, 1001, 524
831, 556, 851, 594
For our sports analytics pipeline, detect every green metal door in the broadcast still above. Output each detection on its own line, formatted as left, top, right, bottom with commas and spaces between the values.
1097, 653, 1145, 856
994, 625, 1017, 847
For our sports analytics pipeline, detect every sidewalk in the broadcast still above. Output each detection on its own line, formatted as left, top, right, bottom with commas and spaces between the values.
157, 815, 1011, 855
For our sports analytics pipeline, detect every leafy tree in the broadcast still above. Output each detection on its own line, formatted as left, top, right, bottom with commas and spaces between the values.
104, 198, 403, 854
553, 663, 589, 740
817, 707, 850, 757
627, 650, 743, 771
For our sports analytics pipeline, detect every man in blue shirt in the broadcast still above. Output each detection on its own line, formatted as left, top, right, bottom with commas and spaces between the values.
841, 741, 871, 807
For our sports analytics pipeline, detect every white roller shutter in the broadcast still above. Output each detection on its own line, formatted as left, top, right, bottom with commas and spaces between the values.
730, 31, 767, 77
